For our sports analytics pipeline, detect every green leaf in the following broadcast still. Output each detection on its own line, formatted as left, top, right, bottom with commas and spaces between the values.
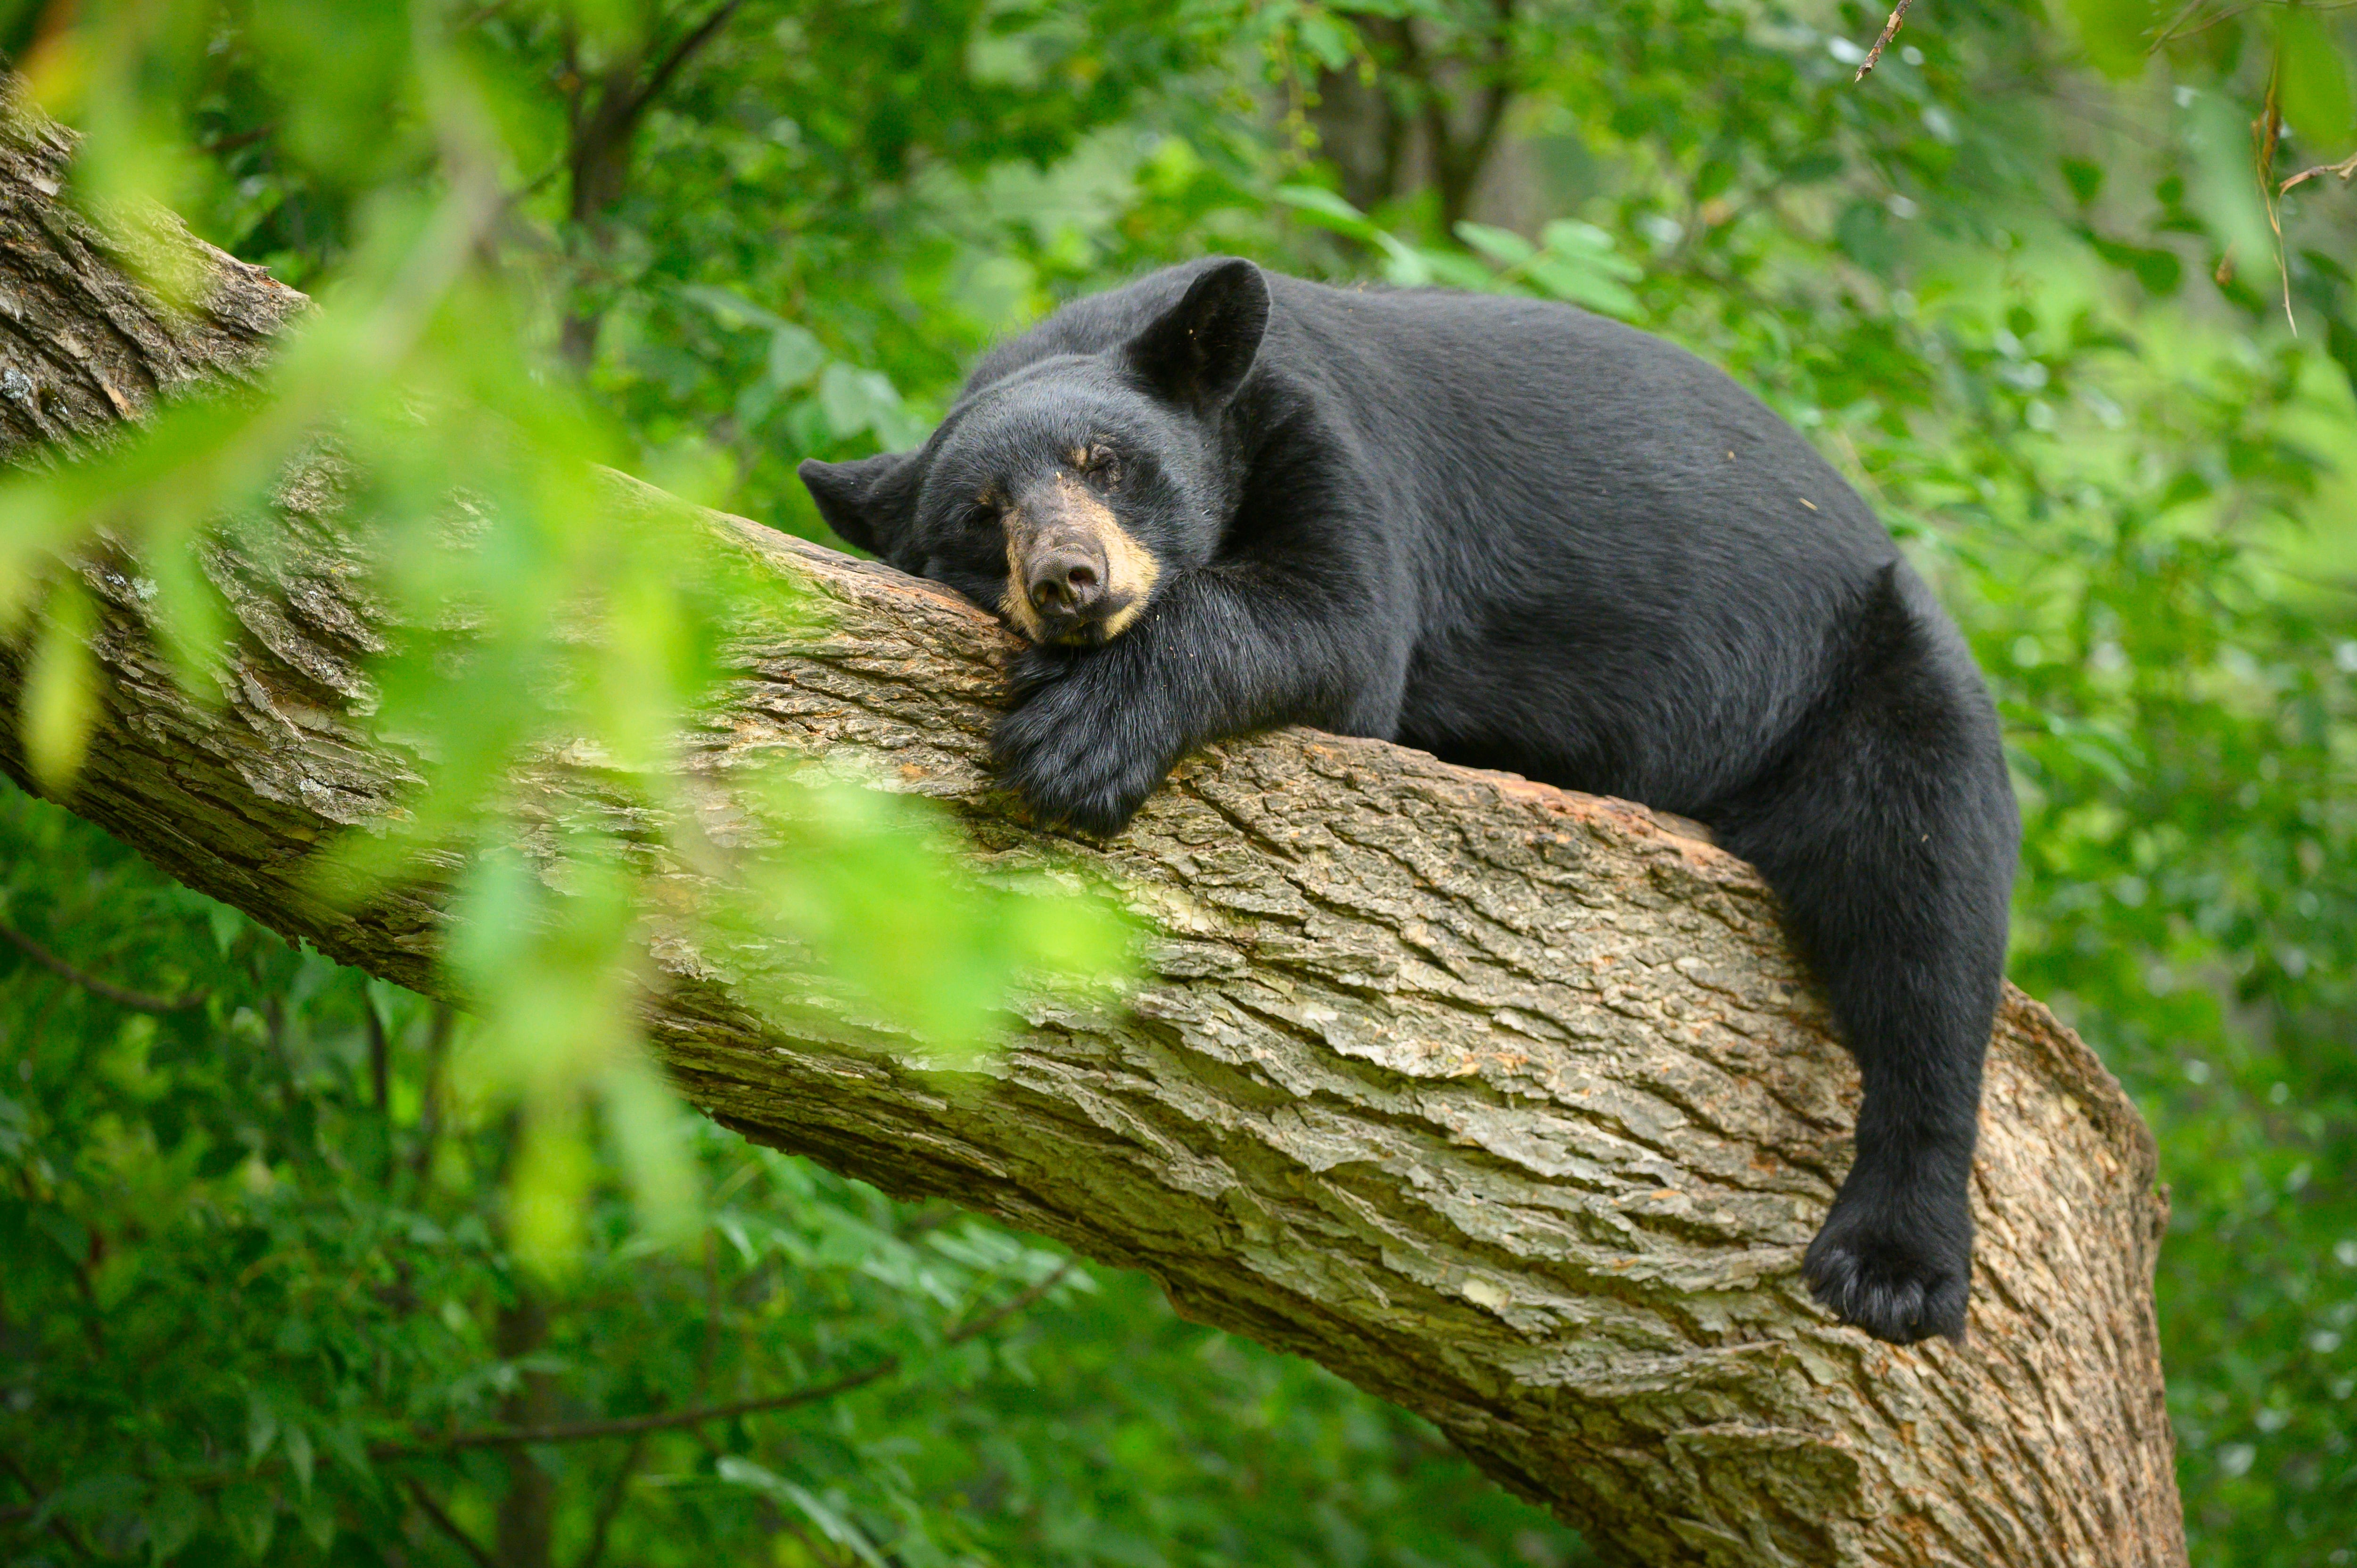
717, 1459, 890, 1568
283, 1424, 314, 1496
678, 283, 789, 333
766, 324, 827, 390
818, 363, 906, 442
244, 1391, 278, 1464
22, 579, 96, 793
297, 1486, 337, 1552
1274, 183, 1377, 239
1295, 10, 1358, 71
1453, 221, 1536, 267
2063, 0, 2157, 79
2062, 157, 2105, 205
2276, 8, 2356, 146
147, 1483, 201, 1561
2182, 90, 2277, 272
217, 1482, 276, 1561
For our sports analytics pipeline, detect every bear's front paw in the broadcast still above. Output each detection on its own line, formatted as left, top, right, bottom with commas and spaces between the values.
991, 652, 1174, 837
1802, 1175, 1971, 1346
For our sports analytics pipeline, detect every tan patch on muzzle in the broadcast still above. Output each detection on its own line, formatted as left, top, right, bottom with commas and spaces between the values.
998, 473, 1162, 644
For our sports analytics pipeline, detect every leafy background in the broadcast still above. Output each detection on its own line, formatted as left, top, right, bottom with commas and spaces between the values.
2, 0, 2354, 1564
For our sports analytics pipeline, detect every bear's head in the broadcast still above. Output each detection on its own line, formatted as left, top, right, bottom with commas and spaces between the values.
799, 258, 1269, 648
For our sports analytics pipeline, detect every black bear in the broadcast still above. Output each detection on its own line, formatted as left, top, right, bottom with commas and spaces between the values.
800, 257, 2019, 1346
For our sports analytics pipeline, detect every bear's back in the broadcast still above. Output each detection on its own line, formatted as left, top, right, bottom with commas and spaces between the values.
964, 264, 1890, 578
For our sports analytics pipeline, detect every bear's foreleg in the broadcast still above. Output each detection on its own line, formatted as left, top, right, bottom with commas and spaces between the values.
990, 563, 1403, 837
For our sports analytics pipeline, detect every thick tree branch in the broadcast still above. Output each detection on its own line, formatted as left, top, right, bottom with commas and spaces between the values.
0, 99, 2187, 1567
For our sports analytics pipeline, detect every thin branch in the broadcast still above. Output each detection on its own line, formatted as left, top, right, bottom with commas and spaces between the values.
2153, 0, 2357, 52
1448, 0, 1519, 226
449, 0, 516, 32
1853, 0, 1916, 82
0, 1452, 99, 1562
2257, 58, 2296, 332
409, 1002, 456, 1186
2280, 148, 2357, 193
199, 123, 278, 156
0, 916, 206, 1012
2150, 0, 2214, 51
383, 1359, 901, 1453
573, 1427, 652, 1568
618, 0, 746, 127
365, 993, 390, 1117
404, 1478, 499, 1568
942, 1257, 1075, 1344
378, 1262, 1075, 1455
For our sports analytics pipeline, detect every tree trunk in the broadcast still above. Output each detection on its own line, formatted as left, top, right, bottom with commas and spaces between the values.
0, 99, 2188, 1568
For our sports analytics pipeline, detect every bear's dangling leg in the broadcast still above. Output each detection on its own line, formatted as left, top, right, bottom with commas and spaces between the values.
1709, 566, 2018, 1345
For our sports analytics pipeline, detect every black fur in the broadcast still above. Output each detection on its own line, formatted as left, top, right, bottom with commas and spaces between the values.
799, 257, 2019, 1346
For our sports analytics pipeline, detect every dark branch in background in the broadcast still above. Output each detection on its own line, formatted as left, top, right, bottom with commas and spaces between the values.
557, 0, 744, 365
198, 123, 277, 156
387, 1362, 901, 1455
574, 1426, 653, 1568
493, 1293, 558, 1568
1852, 0, 1915, 82
621, 0, 745, 129
365, 993, 390, 1116
409, 1002, 457, 1186
0, 916, 206, 1012
376, 1262, 1074, 1456
0, 1452, 98, 1562
404, 1478, 500, 1568
1392, 0, 1518, 234
0, 1261, 1078, 1510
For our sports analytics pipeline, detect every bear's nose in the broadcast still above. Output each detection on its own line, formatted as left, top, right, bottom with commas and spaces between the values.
1028, 550, 1104, 616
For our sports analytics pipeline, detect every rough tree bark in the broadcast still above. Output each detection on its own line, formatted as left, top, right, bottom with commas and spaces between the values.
0, 101, 2188, 1567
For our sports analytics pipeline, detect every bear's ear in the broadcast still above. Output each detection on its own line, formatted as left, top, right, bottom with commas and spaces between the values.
799, 452, 920, 557
1124, 258, 1269, 410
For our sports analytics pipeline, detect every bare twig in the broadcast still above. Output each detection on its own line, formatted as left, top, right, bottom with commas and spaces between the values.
1853, 0, 1916, 82
0, 916, 206, 1012
2280, 148, 2357, 193
2257, 59, 2296, 332
2151, 0, 2217, 52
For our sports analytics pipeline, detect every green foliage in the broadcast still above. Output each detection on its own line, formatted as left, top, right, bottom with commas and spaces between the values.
0, 0, 2355, 1564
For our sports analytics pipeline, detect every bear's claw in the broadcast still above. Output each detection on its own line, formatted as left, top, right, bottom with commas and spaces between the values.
990, 647, 1172, 837
1802, 1195, 1970, 1346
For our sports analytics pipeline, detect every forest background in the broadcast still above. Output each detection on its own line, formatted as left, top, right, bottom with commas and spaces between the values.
1, 0, 2354, 1564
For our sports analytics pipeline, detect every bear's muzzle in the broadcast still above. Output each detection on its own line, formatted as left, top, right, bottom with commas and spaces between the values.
999, 473, 1160, 646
